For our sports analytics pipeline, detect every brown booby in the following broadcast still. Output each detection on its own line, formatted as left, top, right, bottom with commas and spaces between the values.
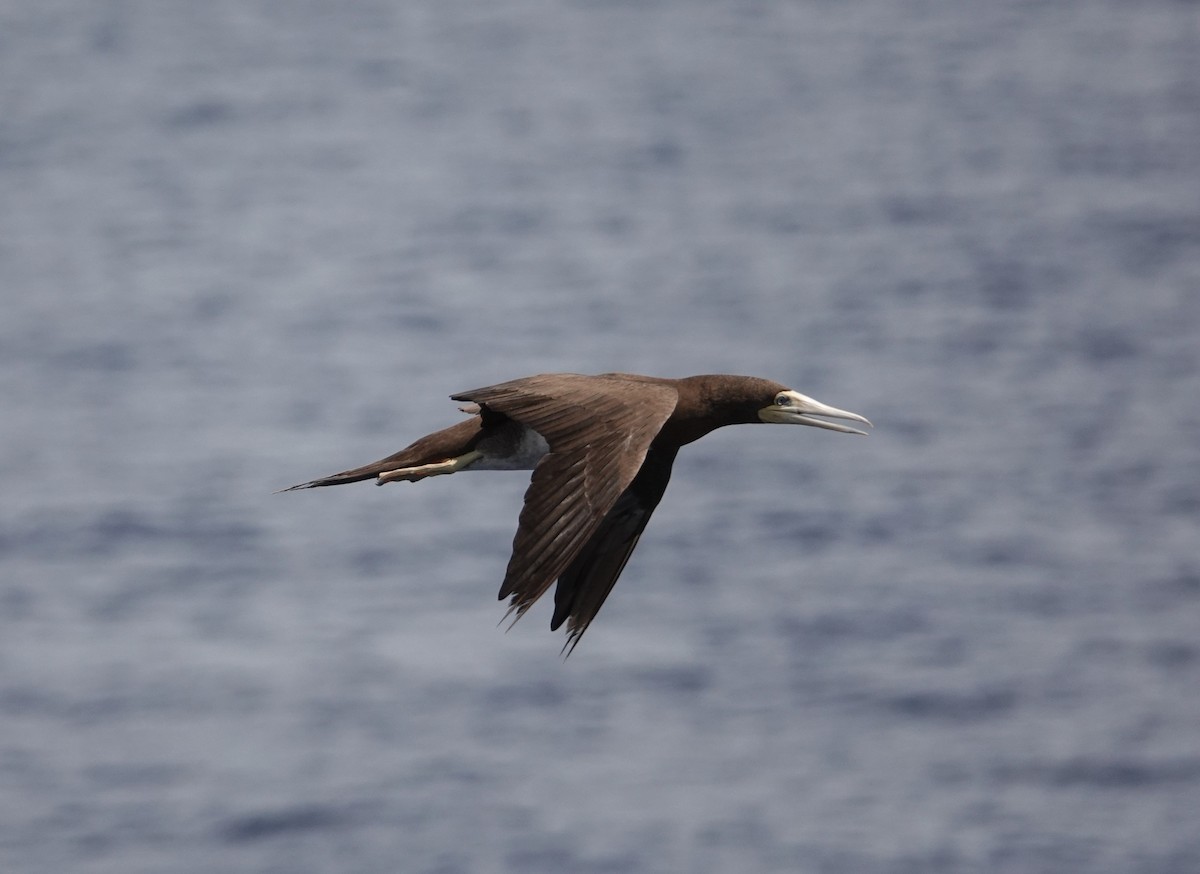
283, 373, 870, 653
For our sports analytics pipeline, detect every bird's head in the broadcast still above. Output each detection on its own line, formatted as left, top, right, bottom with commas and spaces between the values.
757, 388, 872, 435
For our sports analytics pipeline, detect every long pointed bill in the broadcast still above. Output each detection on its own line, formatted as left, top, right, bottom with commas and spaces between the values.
758, 391, 873, 435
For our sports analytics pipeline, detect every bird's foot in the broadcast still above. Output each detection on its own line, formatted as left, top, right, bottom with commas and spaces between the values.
375, 450, 483, 485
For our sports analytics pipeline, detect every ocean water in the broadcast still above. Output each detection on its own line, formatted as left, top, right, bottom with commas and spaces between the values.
2, 1, 1199, 872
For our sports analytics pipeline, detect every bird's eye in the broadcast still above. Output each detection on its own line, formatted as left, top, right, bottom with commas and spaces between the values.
775, 394, 790, 406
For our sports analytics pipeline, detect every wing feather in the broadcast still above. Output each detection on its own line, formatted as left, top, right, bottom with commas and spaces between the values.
451, 374, 678, 624
551, 447, 679, 655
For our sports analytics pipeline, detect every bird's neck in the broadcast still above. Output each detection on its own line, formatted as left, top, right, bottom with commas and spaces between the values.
653, 376, 763, 447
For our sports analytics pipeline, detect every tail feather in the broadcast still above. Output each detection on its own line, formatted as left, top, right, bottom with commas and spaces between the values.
277, 463, 395, 492
278, 415, 485, 493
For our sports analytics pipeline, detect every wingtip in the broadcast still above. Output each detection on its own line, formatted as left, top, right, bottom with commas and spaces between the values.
497, 598, 531, 633
559, 630, 585, 659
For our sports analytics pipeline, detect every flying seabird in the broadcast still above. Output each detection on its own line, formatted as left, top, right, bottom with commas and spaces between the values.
283, 373, 870, 653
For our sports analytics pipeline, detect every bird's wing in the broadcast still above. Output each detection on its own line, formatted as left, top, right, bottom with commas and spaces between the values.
451, 374, 679, 625
550, 446, 678, 655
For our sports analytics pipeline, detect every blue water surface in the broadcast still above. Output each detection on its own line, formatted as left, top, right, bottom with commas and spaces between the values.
2, 2, 1199, 872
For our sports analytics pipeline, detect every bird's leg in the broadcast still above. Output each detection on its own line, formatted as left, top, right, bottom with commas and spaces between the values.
375, 450, 483, 485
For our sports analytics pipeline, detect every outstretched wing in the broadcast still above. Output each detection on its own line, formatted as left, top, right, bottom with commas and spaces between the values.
551, 446, 679, 655
451, 374, 678, 626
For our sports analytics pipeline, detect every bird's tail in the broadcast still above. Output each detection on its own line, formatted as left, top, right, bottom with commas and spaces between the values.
278, 415, 486, 493
276, 457, 404, 492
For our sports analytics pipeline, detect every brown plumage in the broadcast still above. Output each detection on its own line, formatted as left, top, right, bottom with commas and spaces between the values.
282, 373, 870, 653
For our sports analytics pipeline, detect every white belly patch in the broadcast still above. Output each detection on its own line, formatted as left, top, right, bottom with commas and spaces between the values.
471, 425, 550, 471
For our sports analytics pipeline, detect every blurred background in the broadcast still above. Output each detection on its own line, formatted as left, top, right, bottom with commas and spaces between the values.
2, 1, 1198, 872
